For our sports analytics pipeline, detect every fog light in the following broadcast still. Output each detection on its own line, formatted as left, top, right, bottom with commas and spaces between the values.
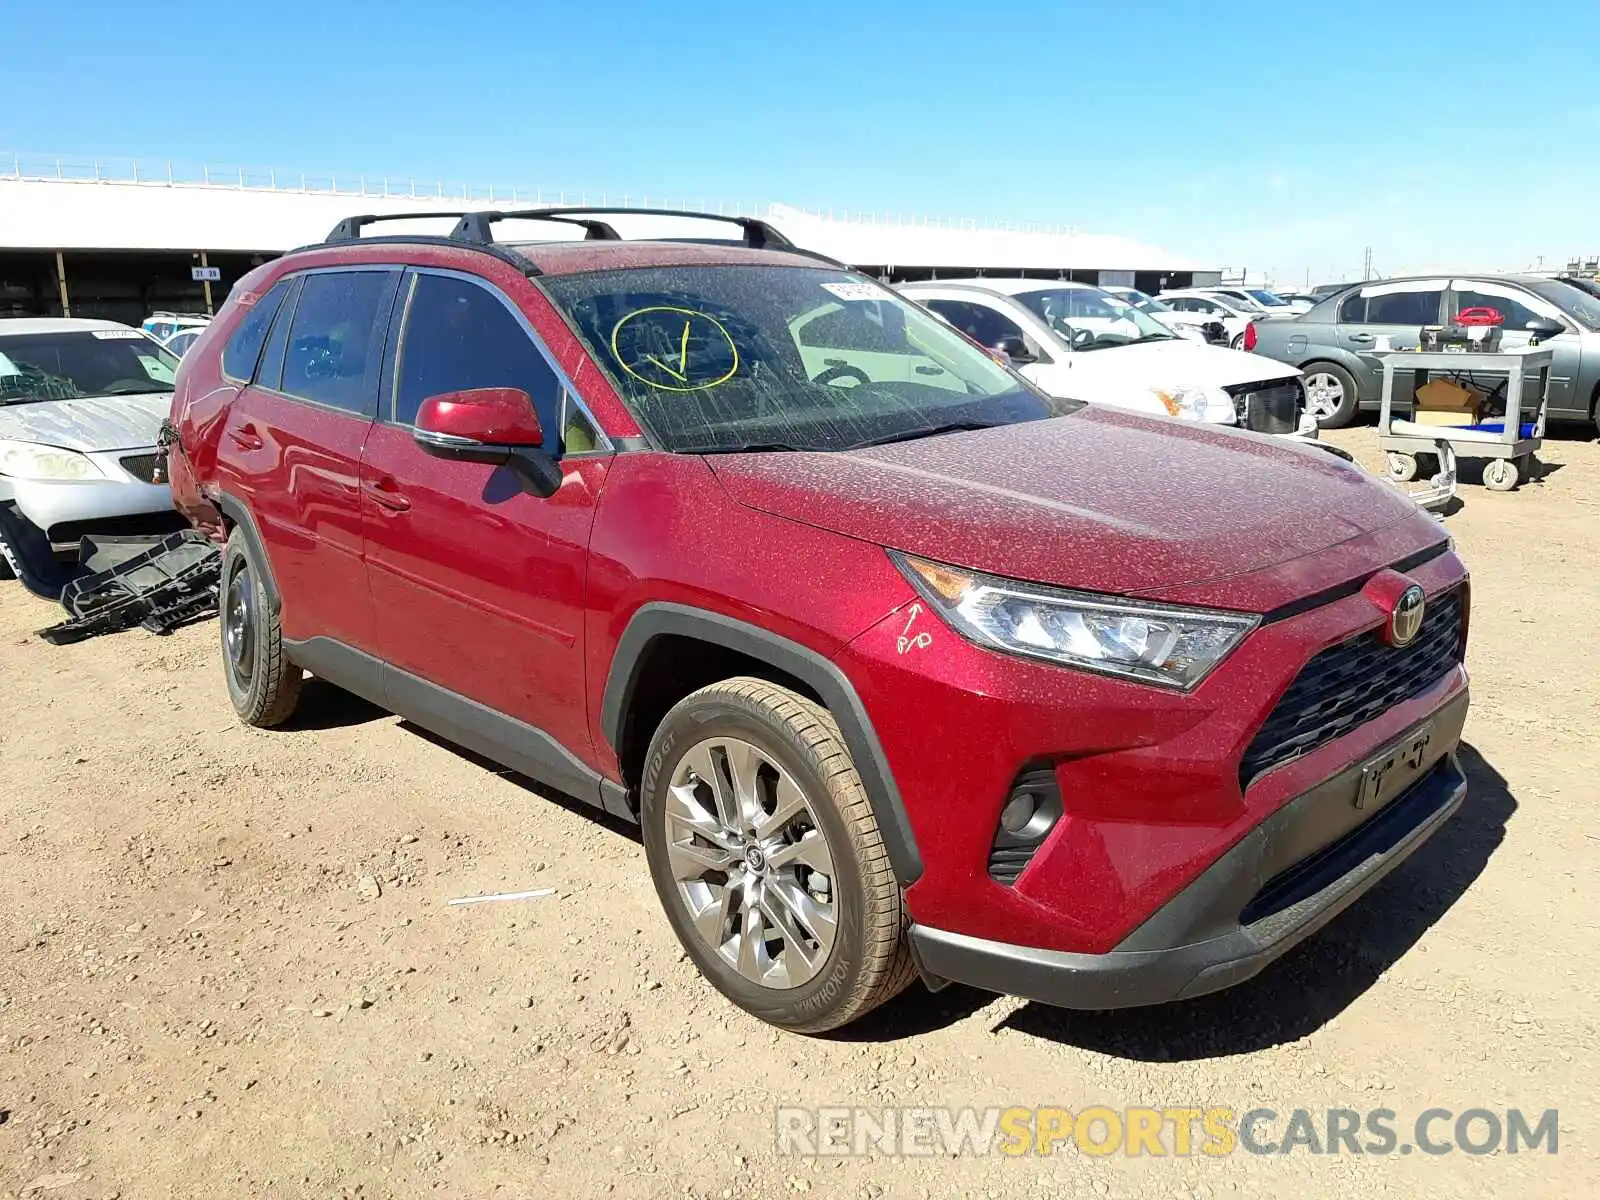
999, 791, 1038, 835
988, 767, 1064, 886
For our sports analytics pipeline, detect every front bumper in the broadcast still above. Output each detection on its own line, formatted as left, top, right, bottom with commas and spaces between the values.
837, 524, 1468, 954
911, 692, 1468, 1008
8, 445, 175, 542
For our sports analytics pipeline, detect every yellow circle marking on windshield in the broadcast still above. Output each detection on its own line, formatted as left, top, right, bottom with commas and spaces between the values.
610, 306, 740, 392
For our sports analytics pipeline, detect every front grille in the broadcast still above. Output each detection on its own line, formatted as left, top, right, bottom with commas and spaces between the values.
1229, 380, 1302, 435
1240, 587, 1464, 787
119, 452, 166, 484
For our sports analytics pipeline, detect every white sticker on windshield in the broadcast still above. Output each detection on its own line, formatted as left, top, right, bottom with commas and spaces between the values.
820, 281, 886, 302
91, 329, 147, 339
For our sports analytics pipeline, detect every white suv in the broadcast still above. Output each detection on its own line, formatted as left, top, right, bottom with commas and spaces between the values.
899, 278, 1319, 442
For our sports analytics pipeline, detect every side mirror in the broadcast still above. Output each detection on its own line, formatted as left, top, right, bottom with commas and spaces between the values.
992, 334, 1035, 364
412, 387, 562, 498
1525, 317, 1566, 344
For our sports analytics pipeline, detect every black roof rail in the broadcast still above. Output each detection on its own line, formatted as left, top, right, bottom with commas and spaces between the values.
323, 211, 480, 243
314, 205, 843, 271
446, 206, 844, 266
451, 211, 623, 243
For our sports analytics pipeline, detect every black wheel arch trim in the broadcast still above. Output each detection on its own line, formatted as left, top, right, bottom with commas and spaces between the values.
601, 602, 924, 885
213, 492, 282, 613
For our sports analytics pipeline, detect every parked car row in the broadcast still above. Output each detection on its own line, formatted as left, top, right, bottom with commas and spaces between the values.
897, 278, 1318, 442
1248, 274, 1600, 427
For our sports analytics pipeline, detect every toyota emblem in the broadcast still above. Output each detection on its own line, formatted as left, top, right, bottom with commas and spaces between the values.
1386, 584, 1427, 647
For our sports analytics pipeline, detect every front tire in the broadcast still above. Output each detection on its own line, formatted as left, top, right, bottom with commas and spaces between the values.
220, 527, 302, 727
640, 677, 915, 1033
1302, 363, 1360, 428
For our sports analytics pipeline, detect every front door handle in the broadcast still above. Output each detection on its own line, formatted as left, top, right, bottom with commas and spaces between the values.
914, 365, 945, 375
364, 476, 410, 512
228, 423, 263, 451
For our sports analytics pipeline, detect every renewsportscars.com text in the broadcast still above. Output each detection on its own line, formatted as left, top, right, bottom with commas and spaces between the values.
775, 1105, 1559, 1158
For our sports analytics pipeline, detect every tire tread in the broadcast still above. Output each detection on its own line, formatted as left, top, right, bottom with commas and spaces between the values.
653, 676, 916, 1032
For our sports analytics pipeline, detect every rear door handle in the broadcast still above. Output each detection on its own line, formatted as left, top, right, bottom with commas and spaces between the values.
363, 476, 410, 512
1346, 333, 1375, 345
228, 423, 263, 451
914, 365, 945, 375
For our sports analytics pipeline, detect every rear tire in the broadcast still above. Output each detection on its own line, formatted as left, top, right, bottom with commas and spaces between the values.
1229, 333, 1244, 349
220, 527, 302, 727
1302, 362, 1360, 428
640, 677, 915, 1033
0, 530, 17, 581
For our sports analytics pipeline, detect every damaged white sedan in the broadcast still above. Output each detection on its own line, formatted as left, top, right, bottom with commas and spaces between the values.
0, 319, 183, 594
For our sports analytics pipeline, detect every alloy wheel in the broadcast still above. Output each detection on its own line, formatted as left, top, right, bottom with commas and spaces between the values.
665, 736, 838, 989
1304, 372, 1345, 422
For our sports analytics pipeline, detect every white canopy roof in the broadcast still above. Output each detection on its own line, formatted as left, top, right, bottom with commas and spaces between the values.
0, 178, 1205, 274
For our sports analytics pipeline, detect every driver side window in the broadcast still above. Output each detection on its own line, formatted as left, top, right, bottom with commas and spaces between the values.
393, 272, 562, 442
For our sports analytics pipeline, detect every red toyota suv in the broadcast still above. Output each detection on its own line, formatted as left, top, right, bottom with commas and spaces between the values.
166, 209, 1470, 1032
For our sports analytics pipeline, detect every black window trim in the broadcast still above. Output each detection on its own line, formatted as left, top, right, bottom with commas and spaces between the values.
246, 265, 404, 421
254, 275, 303, 393
386, 265, 615, 459
219, 276, 294, 386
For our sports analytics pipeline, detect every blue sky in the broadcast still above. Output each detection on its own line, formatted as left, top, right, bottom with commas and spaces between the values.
4, 0, 1595, 284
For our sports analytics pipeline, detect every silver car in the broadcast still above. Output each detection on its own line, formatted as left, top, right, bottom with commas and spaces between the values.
1250, 274, 1600, 428
0, 319, 180, 589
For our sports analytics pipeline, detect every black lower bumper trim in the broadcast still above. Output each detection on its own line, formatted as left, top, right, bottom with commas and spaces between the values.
910, 697, 1469, 1010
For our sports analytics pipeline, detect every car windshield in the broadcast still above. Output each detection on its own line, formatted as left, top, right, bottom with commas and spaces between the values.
1136, 296, 1174, 314
0, 330, 178, 404
1528, 279, 1600, 331
1013, 288, 1175, 351
1246, 290, 1291, 306
540, 265, 1076, 453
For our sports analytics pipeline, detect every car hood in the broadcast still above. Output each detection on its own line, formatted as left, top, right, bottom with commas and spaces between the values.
707, 405, 1419, 596
1085, 339, 1299, 387
0, 392, 170, 452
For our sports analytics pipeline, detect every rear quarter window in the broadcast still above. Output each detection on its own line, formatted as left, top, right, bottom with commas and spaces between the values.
222, 280, 291, 381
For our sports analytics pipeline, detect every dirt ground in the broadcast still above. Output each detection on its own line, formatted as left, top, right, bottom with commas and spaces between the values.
2, 424, 1597, 1200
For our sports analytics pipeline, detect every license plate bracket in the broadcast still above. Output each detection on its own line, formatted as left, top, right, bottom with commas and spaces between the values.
1355, 723, 1434, 811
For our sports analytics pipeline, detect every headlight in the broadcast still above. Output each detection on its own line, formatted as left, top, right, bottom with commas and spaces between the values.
894, 553, 1258, 690
1148, 386, 1236, 424
0, 440, 107, 481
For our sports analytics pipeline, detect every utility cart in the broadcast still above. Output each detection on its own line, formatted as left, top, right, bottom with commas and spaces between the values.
1371, 346, 1553, 493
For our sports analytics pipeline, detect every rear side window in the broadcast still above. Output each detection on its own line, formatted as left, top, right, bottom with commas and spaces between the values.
279, 271, 398, 415
221, 280, 290, 380
393, 273, 561, 438
1342, 285, 1443, 325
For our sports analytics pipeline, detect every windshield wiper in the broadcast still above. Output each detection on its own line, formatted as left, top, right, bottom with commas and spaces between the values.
694, 441, 815, 454
843, 420, 1002, 450
1129, 332, 1177, 344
